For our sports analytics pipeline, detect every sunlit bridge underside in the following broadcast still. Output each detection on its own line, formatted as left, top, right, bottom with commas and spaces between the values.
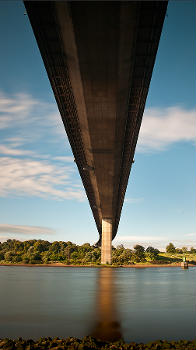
24, 1, 168, 263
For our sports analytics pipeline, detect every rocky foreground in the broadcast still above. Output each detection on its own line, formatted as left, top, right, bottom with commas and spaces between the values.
0, 337, 196, 350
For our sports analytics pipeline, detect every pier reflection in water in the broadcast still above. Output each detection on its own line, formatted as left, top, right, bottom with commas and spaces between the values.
91, 268, 122, 341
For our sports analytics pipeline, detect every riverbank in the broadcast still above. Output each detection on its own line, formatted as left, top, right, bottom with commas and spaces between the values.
0, 336, 196, 350
1, 239, 196, 266
0, 262, 196, 268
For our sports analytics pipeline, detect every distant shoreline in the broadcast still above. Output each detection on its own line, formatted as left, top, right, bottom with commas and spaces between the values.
0, 263, 196, 268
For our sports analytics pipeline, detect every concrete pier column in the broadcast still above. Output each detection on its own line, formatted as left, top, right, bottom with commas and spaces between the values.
101, 218, 112, 264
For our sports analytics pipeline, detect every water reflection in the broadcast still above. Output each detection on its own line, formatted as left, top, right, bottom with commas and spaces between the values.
91, 268, 122, 341
0, 267, 196, 342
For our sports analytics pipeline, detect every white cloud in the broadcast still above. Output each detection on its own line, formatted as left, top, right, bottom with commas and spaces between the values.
0, 144, 36, 157
0, 90, 65, 140
184, 233, 196, 237
0, 157, 85, 201
114, 235, 166, 243
0, 90, 85, 202
1, 92, 194, 204
54, 156, 74, 162
0, 92, 39, 129
0, 94, 33, 113
1, 92, 195, 154
137, 106, 196, 152
113, 234, 196, 251
0, 224, 55, 236
4, 137, 25, 147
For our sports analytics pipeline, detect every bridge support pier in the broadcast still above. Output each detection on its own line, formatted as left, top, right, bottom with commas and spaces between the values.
101, 218, 112, 264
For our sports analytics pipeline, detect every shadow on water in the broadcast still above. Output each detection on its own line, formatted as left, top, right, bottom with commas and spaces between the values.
91, 268, 122, 342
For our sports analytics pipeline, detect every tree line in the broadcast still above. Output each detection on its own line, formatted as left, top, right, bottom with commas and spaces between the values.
166, 242, 196, 254
0, 239, 195, 265
0, 239, 159, 265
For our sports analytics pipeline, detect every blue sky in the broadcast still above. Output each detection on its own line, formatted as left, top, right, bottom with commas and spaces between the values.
0, 1, 195, 250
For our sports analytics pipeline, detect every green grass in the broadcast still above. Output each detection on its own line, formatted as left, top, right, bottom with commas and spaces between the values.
158, 252, 196, 265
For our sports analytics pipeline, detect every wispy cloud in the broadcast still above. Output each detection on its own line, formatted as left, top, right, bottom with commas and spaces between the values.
0, 157, 85, 201
0, 90, 66, 140
113, 234, 196, 251
114, 235, 166, 243
0, 224, 55, 236
0, 92, 36, 129
4, 137, 25, 147
0, 144, 75, 161
54, 156, 74, 162
184, 233, 196, 237
137, 106, 196, 152
0, 90, 85, 201
1, 91, 195, 203
0, 144, 36, 157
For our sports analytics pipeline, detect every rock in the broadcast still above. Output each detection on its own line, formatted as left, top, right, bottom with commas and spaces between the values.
0, 339, 15, 350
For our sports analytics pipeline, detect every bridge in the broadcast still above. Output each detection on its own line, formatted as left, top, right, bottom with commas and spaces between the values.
24, 1, 167, 264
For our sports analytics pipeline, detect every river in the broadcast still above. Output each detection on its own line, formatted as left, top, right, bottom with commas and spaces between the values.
0, 266, 195, 342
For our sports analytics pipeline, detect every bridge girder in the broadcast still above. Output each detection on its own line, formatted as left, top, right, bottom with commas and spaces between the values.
24, 1, 167, 244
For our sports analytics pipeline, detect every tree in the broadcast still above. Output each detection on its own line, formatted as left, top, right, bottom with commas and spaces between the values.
116, 244, 125, 250
91, 248, 101, 263
22, 253, 30, 264
29, 252, 42, 264
34, 240, 50, 253
145, 246, 159, 262
49, 241, 61, 254
4, 251, 14, 262
182, 246, 188, 253
119, 249, 132, 264
12, 240, 24, 252
63, 246, 72, 261
133, 245, 145, 262
27, 246, 35, 255
3, 239, 15, 251
81, 243, 91, 251
166, 243, 176, 254
12, 254, 22, 263
176, 248, 183, 254
83, 251, 94, 263
190, 247, 196, 254
23, 240, 36, 252
42, 251, 50, 264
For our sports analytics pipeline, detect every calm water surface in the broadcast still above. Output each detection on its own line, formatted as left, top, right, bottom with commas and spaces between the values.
0, 266, 196, 342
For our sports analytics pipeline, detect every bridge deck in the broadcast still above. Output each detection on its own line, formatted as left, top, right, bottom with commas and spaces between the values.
24, 1, 167, 243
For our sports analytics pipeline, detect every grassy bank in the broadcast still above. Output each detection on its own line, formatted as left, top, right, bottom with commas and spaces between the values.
0, 336, 196, 350
159, 252, 196, 265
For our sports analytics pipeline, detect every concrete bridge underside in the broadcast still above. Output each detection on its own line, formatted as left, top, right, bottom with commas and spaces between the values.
25, 1, 167, 264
